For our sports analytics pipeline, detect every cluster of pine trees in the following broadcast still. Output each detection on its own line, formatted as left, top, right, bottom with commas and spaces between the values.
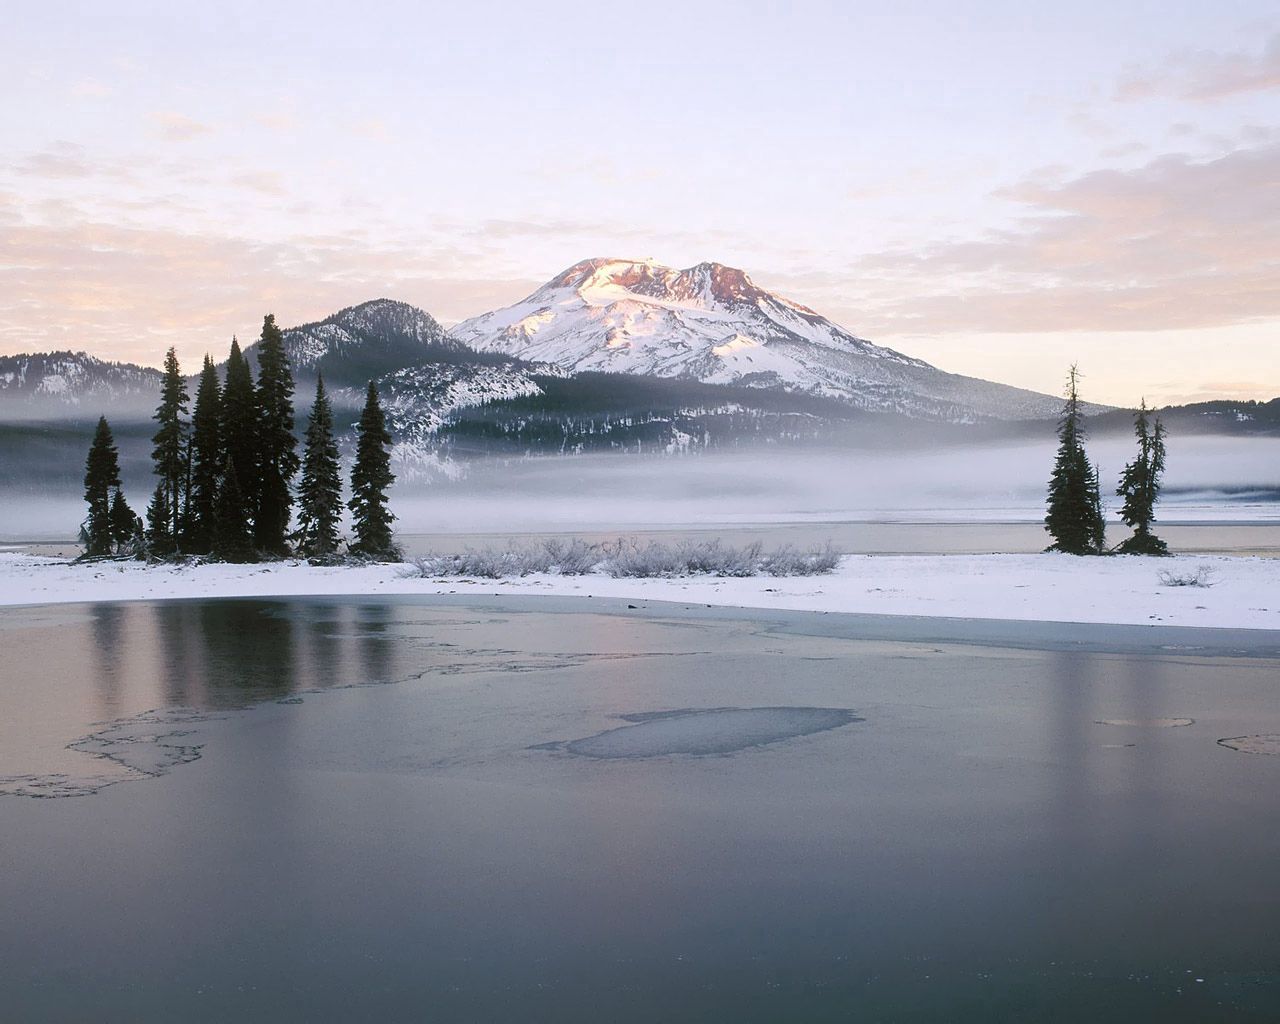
82, 315, 398, 562
1045, 365, 1169, 555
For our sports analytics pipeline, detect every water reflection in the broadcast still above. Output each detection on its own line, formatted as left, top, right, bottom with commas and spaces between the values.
356, 603, 397, 685
90, 603, 125, 714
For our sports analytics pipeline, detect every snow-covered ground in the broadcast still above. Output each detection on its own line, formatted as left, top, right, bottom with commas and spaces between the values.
1, 551, 1276, 630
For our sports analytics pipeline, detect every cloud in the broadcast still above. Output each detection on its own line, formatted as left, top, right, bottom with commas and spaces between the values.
0, 215, 541, 365
9, 142, 142, 187
12, 141, 95, 179
68, 79, 112, 99
1154, 380, 1278, 406
229, 171, 287, 197
472, 218, 607, 239
829, 144, 1280, 337
149, 112, 213, 141
1117, 32, 1280, 102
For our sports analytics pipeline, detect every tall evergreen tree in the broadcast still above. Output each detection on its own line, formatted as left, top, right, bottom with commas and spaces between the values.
295, 375, 343, 558
348, 381, 398, 559
109, 488, 140, 554
253, 314, 299, 555
146, 482, 175, 558
187, 354, 223, 553
220, 337, 258, 539
212, 457, 256, 563
1116, 400, 1169, 555
150, 347, 189, 550
82, 416, 121, 556
1045, 365, 1105, 555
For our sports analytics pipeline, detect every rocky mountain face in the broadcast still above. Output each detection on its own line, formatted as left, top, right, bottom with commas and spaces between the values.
450, 257, 1066, 421
241, 299, 474, 390
0, 351, 163, 418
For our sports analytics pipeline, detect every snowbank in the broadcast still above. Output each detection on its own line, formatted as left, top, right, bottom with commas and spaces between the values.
1, 551, 1277, 630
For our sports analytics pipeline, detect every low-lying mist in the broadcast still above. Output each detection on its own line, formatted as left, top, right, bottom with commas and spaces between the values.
2, 435, 1277, 542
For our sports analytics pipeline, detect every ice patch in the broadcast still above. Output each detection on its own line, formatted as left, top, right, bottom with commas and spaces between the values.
1218, 734, 1280, 755
547, 706, 861, 759
1095, 718, 1195, 728
0, 707, 221, 799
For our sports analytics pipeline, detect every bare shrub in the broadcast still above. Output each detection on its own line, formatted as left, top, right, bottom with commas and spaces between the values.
408, 538, 843, 580
410, 545, 553, 579
599, 539, 688, 578
761, 542, 841, 576
542, 538, 599, 575
1157, 564, 1218, 588
600, 538, 840, 578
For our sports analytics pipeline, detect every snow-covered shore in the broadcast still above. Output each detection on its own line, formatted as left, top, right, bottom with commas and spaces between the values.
1, 551, 1277, 630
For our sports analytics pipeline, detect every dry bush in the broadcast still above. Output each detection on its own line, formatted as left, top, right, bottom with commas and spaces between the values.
1157, 564, 1218, 588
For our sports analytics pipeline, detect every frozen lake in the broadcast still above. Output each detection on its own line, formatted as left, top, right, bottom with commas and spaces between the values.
3, 596, 1279, 1020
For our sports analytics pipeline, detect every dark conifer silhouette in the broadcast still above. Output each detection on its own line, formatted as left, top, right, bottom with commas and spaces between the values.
212, 457, 255, 563
1045, 365, 1105, 554
348, 381, 398, 559
83, 416, 122, 556
150, 347, 189, 549
295, 375, 343, 558
220, 337, 258, 539
146, 482, 175, 558
187, 354, 223, 553
253, 314, 298, 555
1116, 400, 1169, 555
109, 488, 140, 554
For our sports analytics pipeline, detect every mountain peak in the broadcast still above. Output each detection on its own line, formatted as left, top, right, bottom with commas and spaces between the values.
542, 257, 771, 310
240, 299, 462, 387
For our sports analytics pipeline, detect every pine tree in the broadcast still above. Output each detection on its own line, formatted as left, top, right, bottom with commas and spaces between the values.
295, 375, 343, 559
1045, 365, 1105, 555
1087, 458, 1106, 551
212, 456, 256, 563
109, 489, 139, 554
253, 314, 299, 555
220, 337, 258, 540
150, 347, 189, 552
82, 416, 121, 556
348, 381, 398, 559
146, 482, 175, 558
1116, 400, 1169, 555
187, 354, 223, 554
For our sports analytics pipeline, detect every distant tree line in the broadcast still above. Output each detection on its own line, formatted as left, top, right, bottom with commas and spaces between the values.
81, 315, 399, 562
1045, 364, 1169, 555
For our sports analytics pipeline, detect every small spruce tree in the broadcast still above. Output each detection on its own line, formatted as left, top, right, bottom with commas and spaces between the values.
212, 457, 256, 563
82, 416, 122, 556
146, 482, 175, 558
1045, 365, 1105, 555
150, 347, 189, 552
109, 489, 139, 554
348, 381, 398, 559
187, 354, 223, 554
220, 337, 259, 539
295, 375, 343, 559
1116, 400, 1169, 555
253, 314, 299, 556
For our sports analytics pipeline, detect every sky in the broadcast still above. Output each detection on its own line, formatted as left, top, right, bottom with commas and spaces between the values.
1, 0, 1278, 406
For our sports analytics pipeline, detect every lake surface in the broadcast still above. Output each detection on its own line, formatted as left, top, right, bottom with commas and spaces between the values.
3, 596, 1279, 1021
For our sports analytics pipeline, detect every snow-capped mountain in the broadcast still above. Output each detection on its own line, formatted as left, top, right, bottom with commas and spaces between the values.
451, 258, 1065, 421
0, 351, 163, 417
243, 298, 469, 389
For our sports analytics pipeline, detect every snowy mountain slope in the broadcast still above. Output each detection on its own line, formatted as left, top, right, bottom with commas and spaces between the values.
378, 362, 548, 445
242, 298, 473, 389
451, 258, 1069, 421
0, 351, 163, 418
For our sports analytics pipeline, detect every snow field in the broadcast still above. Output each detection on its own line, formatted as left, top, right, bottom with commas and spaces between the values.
1, 550, 1276, 630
